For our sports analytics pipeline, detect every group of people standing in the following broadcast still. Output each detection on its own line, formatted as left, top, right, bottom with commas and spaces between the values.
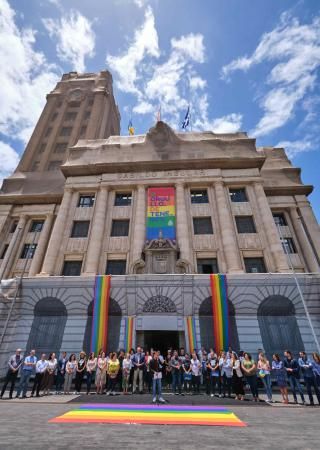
1, 346, 320, 405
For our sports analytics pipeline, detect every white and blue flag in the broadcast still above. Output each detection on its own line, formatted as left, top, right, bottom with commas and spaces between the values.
182, 106, 190, 130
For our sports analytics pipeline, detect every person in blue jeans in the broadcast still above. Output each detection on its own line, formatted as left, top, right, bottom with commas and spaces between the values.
257, 353, 272, 402
150, 351, 165, 403
298, 351, 320, 406
170, 350, 182, 395
284, 350, 305, 404
16, 350, 37, 398
311, 352, 320, 388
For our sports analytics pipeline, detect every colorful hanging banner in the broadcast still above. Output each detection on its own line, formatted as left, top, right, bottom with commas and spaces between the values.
210, 274, 229, 352
124, 316, 134, 352
90, 275, 111, 354
146, 187, 176, 240
186, 316, 197, 353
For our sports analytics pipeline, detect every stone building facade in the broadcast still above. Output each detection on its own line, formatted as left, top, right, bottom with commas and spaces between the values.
0, 71, 319, 372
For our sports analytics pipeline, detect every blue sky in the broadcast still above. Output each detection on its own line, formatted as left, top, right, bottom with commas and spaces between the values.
0, 0, 319, 220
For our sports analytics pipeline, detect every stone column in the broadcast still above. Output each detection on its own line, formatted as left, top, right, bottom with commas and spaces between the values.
214, 181, 243, 273
289, 207, 319, 273
82, 186, 109, 275
40, 188, 73, 276
253, 182, 289, 272
296, 197, 320, 260
0, 215, 28, 280
131, 185, 146, 266
175, 182, 192, 268
28, 214, 55, 277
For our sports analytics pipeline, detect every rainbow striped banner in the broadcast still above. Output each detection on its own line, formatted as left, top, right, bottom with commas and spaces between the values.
210, 274, 229, 352
186, 316, 197, 353
49, 404, 246, 427
124, 316, 134, 352
90, 275, 111, 354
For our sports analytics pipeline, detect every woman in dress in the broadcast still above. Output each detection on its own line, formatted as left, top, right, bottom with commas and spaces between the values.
257, 352, 272, 403
107, 352, 120, 395
272, 354, 288, 404
74, 351, 86, 394
241, 352, 259, 401
231, 352, 244, 400
86, 352, 97, 395
64, 354, 77, 395
96, 351, 107, 394
42, 352, 57, 395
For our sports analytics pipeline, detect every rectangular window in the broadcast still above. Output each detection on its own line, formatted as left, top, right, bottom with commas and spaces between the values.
88, 98, 94, 106
111, 219, 130, 237
29, 220, 44, 232
105, 260, 126, 275
0, 244, 9, 259
273, 213, 287, 226
64, 111, 77, 121
31, 161, 40, 171
71, 220, 90, 238
193, 217, 213, 235
39, 143, 46, 153
78, 195, 95, 207
62, 260, 82, 276
197, 258, 219, 274
44, 127, 52, 138
115, 193, 132, 206
281, 237, 297, 254
235, 216, 256, 233
60, 127, 72, 137
48, 160, 62, 171
79, 126, 87, 138
83, 110, 91, 120
229, 188, 247, 203
20, 243, 37, 259
51, 112, 58, 121
10, 222, 17, 233
190, 189, 209, 204
54, 143, 68, 153
68, 101, 81, 108
244, 257, 267, 273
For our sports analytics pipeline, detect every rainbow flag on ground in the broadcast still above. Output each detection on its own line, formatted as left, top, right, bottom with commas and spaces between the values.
210, 274, 229, 352
90, 275, 111, 354
49, 404, 246, 427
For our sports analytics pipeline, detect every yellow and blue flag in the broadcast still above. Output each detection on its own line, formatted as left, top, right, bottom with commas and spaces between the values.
128, 119, 135, 135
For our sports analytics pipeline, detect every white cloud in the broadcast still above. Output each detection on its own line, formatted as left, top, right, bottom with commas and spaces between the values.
0, 0, 59, 146
106, 6, 159, 94
171, 33, 205, 63
133, 0, 149, 7
275, 139, 315, 158
107, 7, 238, 132
43, 10, 95, 73
222, 14, 320, 137
0, 141, 20, 187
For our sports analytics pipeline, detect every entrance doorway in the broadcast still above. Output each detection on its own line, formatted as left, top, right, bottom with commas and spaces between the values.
143, 331, 179, 355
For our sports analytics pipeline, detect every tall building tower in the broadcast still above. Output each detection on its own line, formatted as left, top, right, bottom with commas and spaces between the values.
0, 70, 120, 279
15, 70, 120, 174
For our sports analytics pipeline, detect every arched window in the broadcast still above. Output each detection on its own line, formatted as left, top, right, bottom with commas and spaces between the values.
198, 297, 239, 351
258, 296, 304, 358
142, 295, 177, 313
27, 298, 67, 357
83, 298, 122, 353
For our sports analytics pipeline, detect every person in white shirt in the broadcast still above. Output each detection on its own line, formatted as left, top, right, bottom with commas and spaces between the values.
42, 353, 57, 395
64, 354, 77, 394
122, 353, 132, 395
86, 352, 97, 395
31, 354, 48, 397
190, 352, 201, 394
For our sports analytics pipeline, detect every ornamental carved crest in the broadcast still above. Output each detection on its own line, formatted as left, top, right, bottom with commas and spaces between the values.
142, 295, 177, 313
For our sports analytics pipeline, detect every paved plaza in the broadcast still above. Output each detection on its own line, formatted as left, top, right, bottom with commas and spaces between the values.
0, 395, 319, 450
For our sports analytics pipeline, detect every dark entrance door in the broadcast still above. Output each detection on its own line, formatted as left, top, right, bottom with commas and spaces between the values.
144, 331, 179, 356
